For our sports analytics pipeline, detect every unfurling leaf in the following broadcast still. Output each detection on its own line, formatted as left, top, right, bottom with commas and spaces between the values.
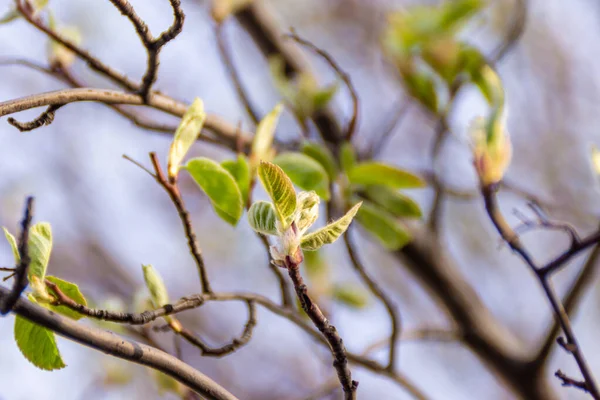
221, 154, 251, 203
142, 264, 169, 309
47, 13, 81, 69
294, 191, 320, 234
46, 276, 87, 320
363, 186, 422, 219
27, 222, 53, 282
168, 98, 206, 179
257, 161, 297, 225
251, 104, 283, 169
14, 315, 66, 371
340, 142, 357, 173
184, 157, 244, 225
301, 141, 338, 180
348, 162, 425, 189
272, 152, 330, 200
332, 284, 369, 309
1, 0, 49, 25
300, 202, 361, 251
356, 201, 411, 250
3, 227, 19, 263
247, 201, 278, 236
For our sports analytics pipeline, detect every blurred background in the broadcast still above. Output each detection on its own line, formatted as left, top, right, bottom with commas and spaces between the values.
2, 0, 600, 399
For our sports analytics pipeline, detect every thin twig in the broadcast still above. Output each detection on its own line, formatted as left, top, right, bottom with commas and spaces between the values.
555, 370, 591, 395
149, 153, 212, 293
8, 104, 63, 132
0, 197, 34, 315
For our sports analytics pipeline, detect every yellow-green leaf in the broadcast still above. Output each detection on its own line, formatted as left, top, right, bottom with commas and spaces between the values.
300, 202, 361, 251
46, 276, 87, 321
3, 227, 19, 263
356, 201, 411, 250
184, 157, 244, 225
257, 161, 297, 225
221, 154, 251, 203
14, 315, 66, 371
332, 284, 369, 309
340, 142, 357, 173
273, 152, 330, 200
348, 162, 425, 189
247, 201, 278, 236
168, 98, 206, 179
363, 186, 422, 219
251, 104, 283, 169
27, 223, 53, 282
301, 141, 338, 181
142, 264, 169, 309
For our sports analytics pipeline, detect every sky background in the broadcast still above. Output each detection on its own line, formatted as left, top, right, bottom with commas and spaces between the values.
2, 0, 600, 399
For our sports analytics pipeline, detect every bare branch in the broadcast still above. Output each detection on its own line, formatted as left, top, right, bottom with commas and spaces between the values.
8, 104, 63, 131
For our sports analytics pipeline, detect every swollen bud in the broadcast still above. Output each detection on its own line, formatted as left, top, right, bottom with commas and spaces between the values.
470, 116, 512, 186
142, 264, 169, 309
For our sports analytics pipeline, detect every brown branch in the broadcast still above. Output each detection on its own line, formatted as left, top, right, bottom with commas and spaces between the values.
344, 230, 400, 371
556, 370, 592, 396
107, 0, 185, 101
215, 22, 261, 125
482, 183, 600, 399
149, 153, 212, 293
286, 258, 358, 400
8, 104, 63, 131
489, 0, 528, 64
285, 32, 359, 141
0, 197, 34, 315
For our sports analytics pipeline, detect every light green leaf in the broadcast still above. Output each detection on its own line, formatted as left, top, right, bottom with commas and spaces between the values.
184, 157, 244, 225
300, 202, 361, 251
47, 12, 81, 69
257, 161, 297, 225
0, 9, 19, 24
363, 186, 422, 219
247, 201, 278, 236
168, 98, 206, 179
272, 152, 330, 200
332, 284, 369, 309
301, 141, 338, 180
221, 154, 251, 204
46, 276, 87, 321
303, 249, 327, 278
14, 315, 66, 371
340, 142, 357, 173
27, 222, 53, 282
3, 227, 19, 263
294, 191, 320, 234
153, 370, 184, 396
251, 104, 283, 169
348, 162, 425, 189
142, 264, 169, 309
356, 201, 411, 250
311, 84, 338, 111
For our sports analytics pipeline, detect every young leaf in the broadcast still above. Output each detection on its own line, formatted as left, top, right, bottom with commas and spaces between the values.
363, 186, 422, 219
46, 276, 87, 321
294, 191, 320, 234
272, 152, 330, 200
47, 13, 81, 69
251, 104, 283, 169
340, 142, 357, 173
184, 157, 244, 225
356, 201, 411, 250
221, 155, 251, 204
28, 222, 53, 282
3, 227, 19, 263
14, 315, 66, 371
301, 141, 338, 181
300, 202, 362, 251
332, 284, 369, 309
142, 264, 169, 309
247, 201, 279, 236
348, 162, 425, 189
257, 161, 297, 225
168, 98, 206, 179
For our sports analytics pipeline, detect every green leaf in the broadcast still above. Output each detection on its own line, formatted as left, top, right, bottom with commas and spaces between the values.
142, 264, 169, 309
46, 276, 87, 321
27, 222, 53, 282
356, 201, 411, 250
303, 249, 327, 278
332, 284, 369, 309
348, 162, 425, 189
257, 161, 297, 225
272, 152, 330, 200
311, 84, 338, 111
247, 201, 278, 236
3, 227, 19, 263
300, 202, 361, 251
168, 98, 206, 179
402, 71, 438, 112
301, 141, 338, 180
251, 103, 283, 169
184, 157, 244, 225
363, 186, 422, 219
14, 315, 66, 371
340, 142, 357, 173
221, 155, 251, 204
153, 370, 184, 396
294, 191, 320, 234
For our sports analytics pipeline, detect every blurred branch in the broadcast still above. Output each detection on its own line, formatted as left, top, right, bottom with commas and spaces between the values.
0, 286, 239, 400
489, 0, 529, 64
8, 104, 62, 131
257, 233, 293, 307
